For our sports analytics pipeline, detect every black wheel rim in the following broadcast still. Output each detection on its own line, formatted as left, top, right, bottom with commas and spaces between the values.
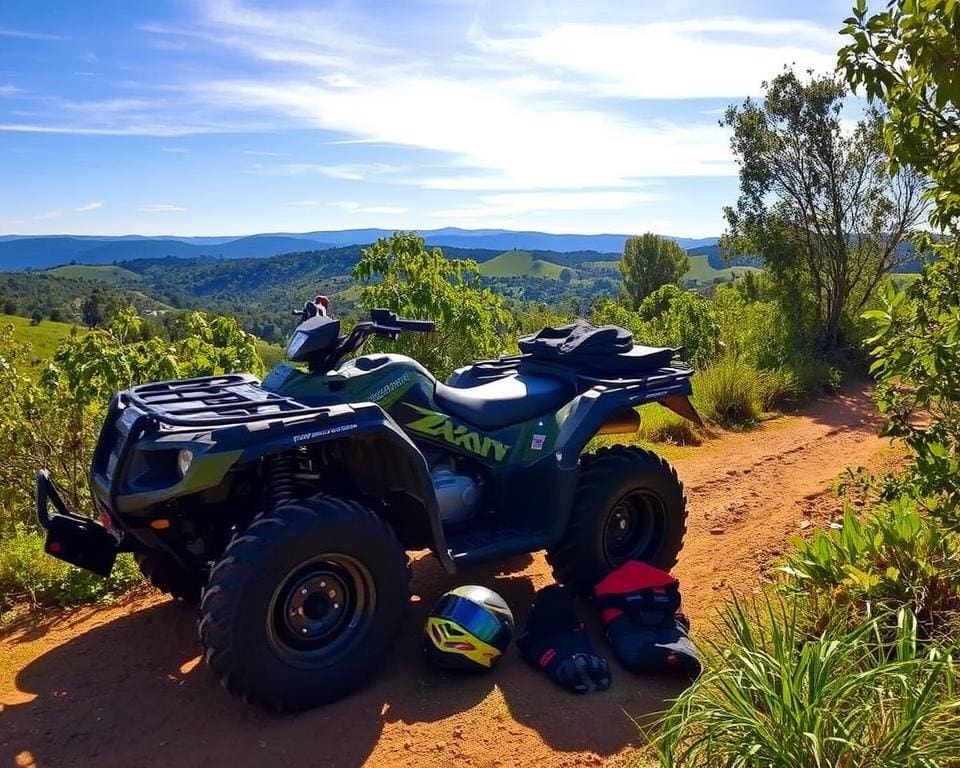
602, 490, 667, 566
267, 554, 375, 667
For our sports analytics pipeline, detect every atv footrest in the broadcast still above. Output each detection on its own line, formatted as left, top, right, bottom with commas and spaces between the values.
448, 525, 551, 567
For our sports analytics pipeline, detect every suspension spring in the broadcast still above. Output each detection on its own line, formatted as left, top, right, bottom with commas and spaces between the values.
264, 453, 297, 510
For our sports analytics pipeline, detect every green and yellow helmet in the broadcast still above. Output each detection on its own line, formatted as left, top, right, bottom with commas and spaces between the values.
424, 585, 514, 671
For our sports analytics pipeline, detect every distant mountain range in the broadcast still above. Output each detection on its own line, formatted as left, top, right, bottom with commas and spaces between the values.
0, 228, 720, 270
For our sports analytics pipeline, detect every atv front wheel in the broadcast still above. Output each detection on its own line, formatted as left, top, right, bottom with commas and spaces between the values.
198, 495, 409, 711
134, 551, 204, 603
548, 446, 686, 592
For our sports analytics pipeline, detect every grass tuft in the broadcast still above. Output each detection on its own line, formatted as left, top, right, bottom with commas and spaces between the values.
656, 598, 960, 768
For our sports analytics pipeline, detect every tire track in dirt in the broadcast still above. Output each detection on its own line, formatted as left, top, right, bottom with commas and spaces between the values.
0, 383, 901, 768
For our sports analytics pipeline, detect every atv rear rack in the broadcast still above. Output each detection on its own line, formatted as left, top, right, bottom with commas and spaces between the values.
122, 373, 333, 427
448, 354, 694, 396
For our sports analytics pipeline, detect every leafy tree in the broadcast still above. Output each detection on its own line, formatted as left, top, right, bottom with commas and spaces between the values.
841, 0, 960, 525
722, 69, 927, 352
559, 268, 573, 284
619, 233, 689, 309
353, 232, 512, 378
840, 0, 960, 231
81, 288, 124, 328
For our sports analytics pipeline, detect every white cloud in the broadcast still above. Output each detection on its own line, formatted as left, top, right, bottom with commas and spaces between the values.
34, 210, 63, 220
74, 201, 104, 212
243, 149, 288, 157
138, 203, 186, 212
0, 85, 22, 97
476, 19, 837, 99
161, 146, 189, 153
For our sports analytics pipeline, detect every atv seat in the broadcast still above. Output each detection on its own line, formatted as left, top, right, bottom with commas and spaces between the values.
435, 373, 574, 432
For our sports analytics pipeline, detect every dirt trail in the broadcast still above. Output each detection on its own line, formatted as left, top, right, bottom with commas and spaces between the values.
1, 384, 900, 768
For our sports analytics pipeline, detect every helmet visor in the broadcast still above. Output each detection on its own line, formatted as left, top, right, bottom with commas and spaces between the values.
433, 594, 509, 647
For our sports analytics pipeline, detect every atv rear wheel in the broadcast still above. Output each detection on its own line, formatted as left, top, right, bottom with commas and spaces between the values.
198, 495, 409, 711
134, 551, 204, 603
547, 446, 686, 593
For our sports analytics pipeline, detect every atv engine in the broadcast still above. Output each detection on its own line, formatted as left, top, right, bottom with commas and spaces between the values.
430, 462, 481, 526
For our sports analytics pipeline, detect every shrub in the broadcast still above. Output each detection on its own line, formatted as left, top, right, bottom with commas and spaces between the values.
692, 355, 762, 428
755, 367, 803, 410
353, 232, 512, 379
779, 499, 960, 643
0, 525, 142, 612
866, 242, 960, 526
637, 404, 702, 446
656, 600, 960, 768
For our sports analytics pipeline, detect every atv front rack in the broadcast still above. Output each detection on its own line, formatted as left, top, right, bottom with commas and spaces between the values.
123, 373, 331, 427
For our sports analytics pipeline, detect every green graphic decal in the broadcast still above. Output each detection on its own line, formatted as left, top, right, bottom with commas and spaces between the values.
405, 404, 510, 461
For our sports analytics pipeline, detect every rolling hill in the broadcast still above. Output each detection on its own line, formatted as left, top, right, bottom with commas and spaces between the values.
478, 250, 567, 278
47, 265, 143, 284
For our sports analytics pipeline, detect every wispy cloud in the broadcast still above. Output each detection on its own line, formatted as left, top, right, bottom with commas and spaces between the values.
243, 149, 288, 157
250, 162, 402, 181
0, 27, 61, 41
330, 201, 407, 214
74, 201, 104, 212
33, 210, 63, 220
138, 203, 186, 212
0, 85, 23, 97
161, 146, 189, 153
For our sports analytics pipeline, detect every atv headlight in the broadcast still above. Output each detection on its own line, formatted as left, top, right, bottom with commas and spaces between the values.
177, 449, 194, 477
286, 330, 309, 359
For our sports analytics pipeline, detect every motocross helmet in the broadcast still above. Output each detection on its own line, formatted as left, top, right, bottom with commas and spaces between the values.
424, 585, 514, 671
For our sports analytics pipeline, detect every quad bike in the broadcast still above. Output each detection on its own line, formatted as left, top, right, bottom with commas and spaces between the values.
36, 302, 701, 711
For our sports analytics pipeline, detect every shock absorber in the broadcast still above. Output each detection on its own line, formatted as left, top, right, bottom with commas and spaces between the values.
264, 453, 296, 510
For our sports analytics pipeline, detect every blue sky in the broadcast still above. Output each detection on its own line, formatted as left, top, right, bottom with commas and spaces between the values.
1, 0, 856, 237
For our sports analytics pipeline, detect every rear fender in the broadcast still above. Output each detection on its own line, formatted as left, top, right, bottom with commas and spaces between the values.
553, 376, 695, 469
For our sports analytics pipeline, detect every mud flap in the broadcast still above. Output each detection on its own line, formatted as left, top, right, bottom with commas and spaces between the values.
659, 395, 704, 427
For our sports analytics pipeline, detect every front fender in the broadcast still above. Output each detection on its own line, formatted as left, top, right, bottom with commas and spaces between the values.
230, 401, 453, 574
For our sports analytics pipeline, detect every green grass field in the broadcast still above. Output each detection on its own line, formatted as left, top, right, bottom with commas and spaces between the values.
479, 250, 566, 279
1, 313, 79, 372
47, 264, 143, 283
684, 254, 760, 283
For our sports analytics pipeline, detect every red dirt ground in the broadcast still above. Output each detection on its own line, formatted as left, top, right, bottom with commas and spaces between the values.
0, 384, 901, 768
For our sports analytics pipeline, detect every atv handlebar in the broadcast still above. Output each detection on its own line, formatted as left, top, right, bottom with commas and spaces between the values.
369, 308, 435, 333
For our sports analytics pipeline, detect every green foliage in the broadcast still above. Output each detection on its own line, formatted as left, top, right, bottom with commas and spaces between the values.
656, 600, 960, 768
865, 243, 960, 524
619, 233, 689, 310
0, 307, 264, 609
722, 68, 926, 352
353, 232, 512, 379
592, 287, 721, 368
0, 525, 142, 612
840, 0, 960, 231
780, 500, 960, 642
